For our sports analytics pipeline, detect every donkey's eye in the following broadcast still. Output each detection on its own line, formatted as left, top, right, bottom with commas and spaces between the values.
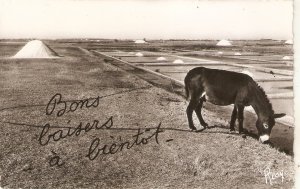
263, 123, 269, 129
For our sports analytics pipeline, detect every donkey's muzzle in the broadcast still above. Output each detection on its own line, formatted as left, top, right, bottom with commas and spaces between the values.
259, 134, 270, 143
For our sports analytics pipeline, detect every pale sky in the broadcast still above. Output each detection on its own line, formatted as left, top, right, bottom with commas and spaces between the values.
0, 0, 293, 39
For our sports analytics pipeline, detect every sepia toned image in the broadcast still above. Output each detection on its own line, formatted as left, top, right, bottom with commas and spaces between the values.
0, 0, 297, 188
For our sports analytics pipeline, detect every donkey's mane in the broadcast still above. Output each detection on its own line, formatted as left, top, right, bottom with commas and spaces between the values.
251, 81, 274, 115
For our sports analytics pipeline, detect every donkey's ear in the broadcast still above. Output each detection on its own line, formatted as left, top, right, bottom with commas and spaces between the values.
273, 113, 286, 119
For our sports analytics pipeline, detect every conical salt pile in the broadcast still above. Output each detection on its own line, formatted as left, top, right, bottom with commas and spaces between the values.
157, 57, 167, 61
285, 40, 293, 45
216, 40, 232, 46
234, 52, 242, 56
13, 40, 59, 58
241, 70, 254, 78
173, 59, 184, 63
134, 39, 147, 44
283, 56, 291, 60
136, 52, 144, 57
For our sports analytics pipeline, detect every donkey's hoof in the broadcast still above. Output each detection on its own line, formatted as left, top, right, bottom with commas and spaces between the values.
201, 122, 208, 128
189, 127, 197, 131
195, 128, 206, 132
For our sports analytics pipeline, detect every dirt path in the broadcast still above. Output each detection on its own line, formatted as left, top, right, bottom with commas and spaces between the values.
0, 44, 294, 188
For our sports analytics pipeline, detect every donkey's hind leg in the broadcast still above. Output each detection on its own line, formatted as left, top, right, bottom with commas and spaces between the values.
229, 105, 237, 131
237, 105, 245, 134
186, 98, 198, 131
195, 98, 208, 128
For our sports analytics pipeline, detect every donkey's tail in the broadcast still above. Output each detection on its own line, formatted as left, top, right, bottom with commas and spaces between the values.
184, 76, 190, 100
184, 67, 205, 101
185, 84, 189, 100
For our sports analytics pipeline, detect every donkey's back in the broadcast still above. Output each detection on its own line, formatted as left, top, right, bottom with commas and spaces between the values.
184, 67, 253, 106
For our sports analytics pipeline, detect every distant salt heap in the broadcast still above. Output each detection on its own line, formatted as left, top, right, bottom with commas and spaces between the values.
134, 39, 147, 44
173, 59, 184, 63
216, 40, 232, 46
283, 56, 291, 60
157, 57, 167, 61
217, 51, 223, 55
234, 52, 242, 56
136, 52, 144, 57
285, 40, 293, 45
13, 40, 58, 58
241, 70, 254, 78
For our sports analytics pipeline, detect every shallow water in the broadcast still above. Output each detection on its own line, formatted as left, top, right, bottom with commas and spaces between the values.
108, 51, 294, 118
270, 98, 294, 116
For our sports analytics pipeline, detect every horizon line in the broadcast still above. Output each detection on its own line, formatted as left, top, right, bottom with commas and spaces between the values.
0, 38, 293, 41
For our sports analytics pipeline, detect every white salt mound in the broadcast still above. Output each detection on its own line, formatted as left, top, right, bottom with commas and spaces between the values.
128, 52, 135, 55
285, 40, 293, 45
241, 70, 254, 78
234, 52, 242, 56
173, 59, 184, 63
157, 57, 167, 61
217, 51, 223, 55
134, 39, 146, 44
282, 56, 291, 60
216, 39, 232, 46
136, 52, 144, 57
13, 40, 58, 59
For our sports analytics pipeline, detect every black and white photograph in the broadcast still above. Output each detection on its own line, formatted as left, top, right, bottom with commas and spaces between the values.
0, 0, 298, 188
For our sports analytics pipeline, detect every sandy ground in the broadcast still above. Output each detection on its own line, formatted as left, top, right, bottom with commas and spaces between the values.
0, 43, 295, 188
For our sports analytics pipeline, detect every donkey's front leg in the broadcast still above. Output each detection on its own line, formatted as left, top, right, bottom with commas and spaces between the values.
230, 105, 237, 131
237, 105, 245, 134
186, 99, 198, 130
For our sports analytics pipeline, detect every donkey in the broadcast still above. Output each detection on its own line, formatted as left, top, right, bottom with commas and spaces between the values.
184, 67, 285, 143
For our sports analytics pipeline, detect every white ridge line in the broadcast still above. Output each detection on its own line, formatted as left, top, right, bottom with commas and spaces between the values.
134, 51, 293, 76
224, 56, 293, 63
167, 54, 294, 76
133, 62, 226, 66
92, 50, 184, 86
267, 92, 293, 99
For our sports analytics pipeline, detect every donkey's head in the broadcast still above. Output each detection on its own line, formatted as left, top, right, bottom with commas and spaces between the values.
256, 113, 286, 143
